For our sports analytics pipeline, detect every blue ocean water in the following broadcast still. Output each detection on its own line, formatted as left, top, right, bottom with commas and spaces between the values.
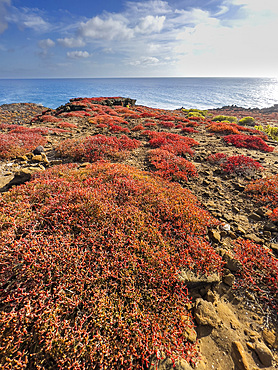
0, 77, 278, 110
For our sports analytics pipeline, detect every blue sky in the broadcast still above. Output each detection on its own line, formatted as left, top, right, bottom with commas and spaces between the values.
0, 0, 278, 78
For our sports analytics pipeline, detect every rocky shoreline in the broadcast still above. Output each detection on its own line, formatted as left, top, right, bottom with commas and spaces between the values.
0, 98, 277, 369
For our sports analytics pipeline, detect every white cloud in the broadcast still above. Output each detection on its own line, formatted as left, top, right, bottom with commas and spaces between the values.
214, 5, 229, 16
79, 16, 133, 40
6, 6, 50, 32
129, 56, 160, 66
57, 37, 85, 48
173, 8, 219, 27
135, 15, 165, 34
38, 38, 55, 49
0, 0, 10, 34
126, 0, 171, 16
67, 50, 90, 59
228, 0, 278, 13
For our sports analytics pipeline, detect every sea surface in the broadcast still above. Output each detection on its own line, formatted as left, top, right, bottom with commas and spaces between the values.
0, 77, 278, 111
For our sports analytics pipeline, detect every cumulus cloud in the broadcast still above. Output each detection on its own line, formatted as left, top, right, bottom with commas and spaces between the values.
67, 50, 90, 59
57, 37, 85, 48
79, 16, 133, 40
0, 0, 11, 34
6, 6, 50, 32
135, 15, 165, 34
38, 38, 55, 49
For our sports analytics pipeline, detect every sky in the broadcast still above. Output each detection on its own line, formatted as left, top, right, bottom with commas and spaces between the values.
0, 0, 278, 78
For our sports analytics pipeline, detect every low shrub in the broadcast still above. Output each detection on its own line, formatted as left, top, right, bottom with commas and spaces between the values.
56, 134, 140, 162
207, 122, 240, 135
148, 148, 198, 182
220, 155, 263, 175
132, 124, 145, 131
245, 175, 278, 221
180, 127, 198, 134
232, 238, 278, 314
212, 115, 237, 123
223, 134, 274, 152
207, 152, 227, 164
0, 162, 221, 369
57, 121, 77, 129
255, 125, 278, 142
238, 116, 255, 126
146, 131, 199, 157
181, 109, 207, 117
0, 132, 47, 159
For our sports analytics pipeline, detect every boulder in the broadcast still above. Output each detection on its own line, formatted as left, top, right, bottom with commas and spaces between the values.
254, 342, 273, 367
194, 298, 219, 327
33, 145, 45, 155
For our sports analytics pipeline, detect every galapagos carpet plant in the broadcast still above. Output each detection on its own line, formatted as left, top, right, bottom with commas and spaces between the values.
0, 162, 222, 369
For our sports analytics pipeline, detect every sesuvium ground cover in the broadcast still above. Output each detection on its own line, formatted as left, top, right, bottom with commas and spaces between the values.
0, 97, 277, 369
0, 162, 222, 369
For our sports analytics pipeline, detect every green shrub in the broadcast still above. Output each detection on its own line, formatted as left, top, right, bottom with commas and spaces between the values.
212, 115, 237, 123
182, 109, 207, 117
255, 125, 278, 141
238, 116, 255, 126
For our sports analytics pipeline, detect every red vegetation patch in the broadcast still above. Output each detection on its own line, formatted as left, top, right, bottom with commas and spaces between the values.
57, 121, 77, 129
0, 162, 221, 369
232, 238, 278, 314
145, 131, 199, 157
207, 122, 240, 135
224, 134, 274, 152
60, 111, 91, 118
148, 148, 198, 182
245, 175, 278, 221
132, 124, 145, 131
56, 134, 141, 162
0, 124, 49, 136
220, 155, 263, 175
109, 124, 130, 133
207, 152, 227, 164
0, 132, 47, 159
180, 127, 199, 134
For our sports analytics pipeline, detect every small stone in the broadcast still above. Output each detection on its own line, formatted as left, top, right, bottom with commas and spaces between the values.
249, 213, 262, 221
32, 154, 43, 163
16, 155, 28, 162
0, 175, 14, 190
223, 253, 241, 272
231, 341, 250, 370
264, 221, 277, 232
233, 183, 245, 191
221, 223, 231, 232
223, 273, 235, 286
33, 145, 45, 155
262, 328, 277, 348
206, 289, 216, 303
194, 298, 219, 327
244, 234, 263, 243
254, 342, 273, 367
229, 231, 237, 239
208, 229, 221, 243
236, 225, 246, 234
270, 243, 278, 256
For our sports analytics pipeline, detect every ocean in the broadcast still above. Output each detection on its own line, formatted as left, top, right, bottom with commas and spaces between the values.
0, 77, 278, 111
